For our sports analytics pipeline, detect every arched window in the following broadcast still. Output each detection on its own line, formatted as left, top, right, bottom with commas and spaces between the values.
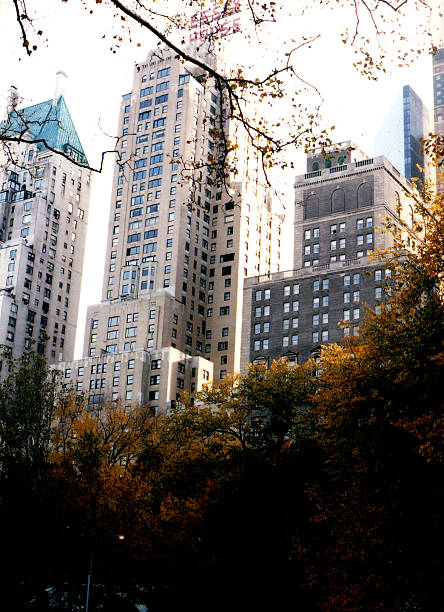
357, 183, 373, 208
304, 194, 319, 219
331, 188, 345, 213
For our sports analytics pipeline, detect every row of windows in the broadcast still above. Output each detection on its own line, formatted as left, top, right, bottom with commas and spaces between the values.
254, 269, 389, 305
65, 359, 136, 379
105, 341, 137, 354
253, 289, 383, 327
303, 234, 373, 255
304, 218, 372, 241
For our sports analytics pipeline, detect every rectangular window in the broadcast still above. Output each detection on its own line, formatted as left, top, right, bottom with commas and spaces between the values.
158, 67, 171, 78
156, 81, 169, 92
148, 179, 162, 188
155, 94, 168, 105
150, 153, 163, 164
140, 86, 154, 97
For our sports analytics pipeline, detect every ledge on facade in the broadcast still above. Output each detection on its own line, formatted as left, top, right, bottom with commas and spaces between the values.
246, 256, 371, 288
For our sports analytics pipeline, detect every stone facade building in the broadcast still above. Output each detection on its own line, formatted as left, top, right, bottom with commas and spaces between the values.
0, 87, 91, 374
59, 46, 284, 411
241, 142, 417, 369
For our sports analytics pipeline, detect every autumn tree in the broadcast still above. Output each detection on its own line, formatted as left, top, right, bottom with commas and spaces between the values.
139, 359, 322, 610
178, 358, 317, 457
306, 184, 444, 610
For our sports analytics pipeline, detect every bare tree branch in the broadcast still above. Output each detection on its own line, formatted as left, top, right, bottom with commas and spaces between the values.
12, 0, 32, 56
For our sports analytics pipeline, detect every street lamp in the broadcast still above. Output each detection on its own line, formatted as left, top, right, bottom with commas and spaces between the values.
85, 534, 125, 611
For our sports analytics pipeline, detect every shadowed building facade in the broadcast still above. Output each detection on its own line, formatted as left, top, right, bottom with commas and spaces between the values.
241, 142, 417, 369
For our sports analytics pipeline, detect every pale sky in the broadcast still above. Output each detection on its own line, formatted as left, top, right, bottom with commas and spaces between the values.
0, 0, 442, 357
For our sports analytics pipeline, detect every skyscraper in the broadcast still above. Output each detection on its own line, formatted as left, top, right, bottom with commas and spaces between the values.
59, 47, 284, 411
0, 83, 91, 372
374, 85, 432, 183
432, 47, 444, 194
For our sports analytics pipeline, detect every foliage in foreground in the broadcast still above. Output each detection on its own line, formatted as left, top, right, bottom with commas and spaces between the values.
0, 191, 443, 610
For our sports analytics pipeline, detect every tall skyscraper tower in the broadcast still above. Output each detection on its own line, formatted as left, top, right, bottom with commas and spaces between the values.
59, 47, 284, 411
0, 83, 91, 372
374, 85, 432, 183
432, 47, 444, 194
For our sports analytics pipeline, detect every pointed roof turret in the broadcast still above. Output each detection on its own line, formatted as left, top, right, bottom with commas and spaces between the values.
2, 95, 89, 167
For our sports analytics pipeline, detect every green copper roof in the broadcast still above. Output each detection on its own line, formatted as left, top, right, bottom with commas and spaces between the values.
3, 96, 89, 167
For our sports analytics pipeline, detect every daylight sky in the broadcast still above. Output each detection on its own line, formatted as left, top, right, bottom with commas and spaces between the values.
0, 0, 443, 356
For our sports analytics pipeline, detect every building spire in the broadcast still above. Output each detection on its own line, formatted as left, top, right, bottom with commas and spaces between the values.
6, 85, 19, 118
53, 70, 68, 107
